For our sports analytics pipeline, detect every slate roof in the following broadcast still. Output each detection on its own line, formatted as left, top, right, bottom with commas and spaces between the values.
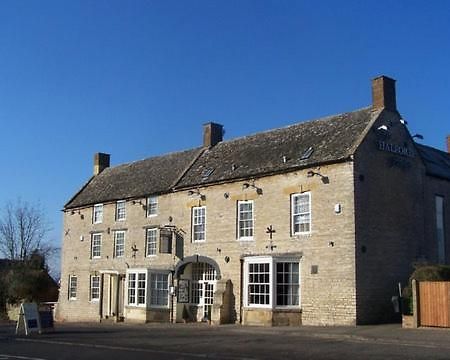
415, 144, 450, 181
175, 107, 377, 188
65, 107, 380, 209
65, 148, 204, 209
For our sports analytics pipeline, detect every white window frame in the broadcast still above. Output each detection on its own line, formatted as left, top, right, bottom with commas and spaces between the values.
68, 275, 77, 300
192, 206, 206, 242
91, 233, 102, 259
291, 192, 311, 235
90, 275, 100, 302
149, 272, 170, 308
238, 200, 254, 240
243, 256, 301, 310
116, 200, 126, 221
146, 228, 157, 257
275, 261, 300, 307
147, 196, 158, 217
244, 257, 272, 308
114, 230, 125, 258
126, 269, 147, 307
93, 204, 103, 224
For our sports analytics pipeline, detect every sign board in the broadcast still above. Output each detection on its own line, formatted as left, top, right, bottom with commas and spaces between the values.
177, 279, 190, 303
16, 302, 42, 335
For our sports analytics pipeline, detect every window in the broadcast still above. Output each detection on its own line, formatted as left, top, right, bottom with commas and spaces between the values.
147, 196, 158, 217
90, 275, 100, 301
146, 228, 157, 256
238, 200, 254, 240
292, 193, 311, 234
93, 204, 103, 224
69, 275, 77, 300
192, 206, 206, 242
244, 257, 300, 309
91, 233, 102, 258
276, 262, 299, 306
114, 231, 125, 258
150, 273, 169, 307
436, 196, 446, 263
127, 270, 147, 306
159, 229, 172, 254
248, 262, 270, 306
116, 200, 126, 221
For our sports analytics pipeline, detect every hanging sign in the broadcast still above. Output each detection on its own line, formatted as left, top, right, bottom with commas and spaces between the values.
15, 302, 42, 335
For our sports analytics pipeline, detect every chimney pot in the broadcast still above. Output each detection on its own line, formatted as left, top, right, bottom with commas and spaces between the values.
94, 153, 110, 176
203, 122, 223, 148
372, 75, 397, 112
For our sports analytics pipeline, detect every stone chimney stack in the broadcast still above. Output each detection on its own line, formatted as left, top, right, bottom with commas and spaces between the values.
447, 135, 450, 153
94, 152, 110, 176
372, 75, 397, 112
203, 122, 223, 148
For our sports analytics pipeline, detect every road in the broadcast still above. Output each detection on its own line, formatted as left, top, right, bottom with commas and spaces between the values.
1, 322, 450, 359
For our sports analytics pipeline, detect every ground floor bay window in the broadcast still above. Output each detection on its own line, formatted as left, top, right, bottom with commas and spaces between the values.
125, 269, 171, 322
243, 256, 301, 325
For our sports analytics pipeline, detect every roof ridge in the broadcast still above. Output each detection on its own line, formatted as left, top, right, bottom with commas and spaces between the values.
102, 146, 204, 172
216, 106, 373, 146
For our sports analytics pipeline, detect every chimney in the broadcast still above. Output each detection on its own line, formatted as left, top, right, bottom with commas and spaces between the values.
94, 152, 110, 176
372, 75, 397, 112
203, 122, 223, 148
447, 135, 450, 153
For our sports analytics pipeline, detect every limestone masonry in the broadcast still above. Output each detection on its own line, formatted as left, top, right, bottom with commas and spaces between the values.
57, 76, 450, 326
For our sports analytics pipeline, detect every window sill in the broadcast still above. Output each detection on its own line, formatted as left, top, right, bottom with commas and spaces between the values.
238, 238, 254, 242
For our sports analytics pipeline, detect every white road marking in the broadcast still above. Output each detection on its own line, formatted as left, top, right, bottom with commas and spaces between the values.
0, 355, 47, 360
15, 338, 256, 360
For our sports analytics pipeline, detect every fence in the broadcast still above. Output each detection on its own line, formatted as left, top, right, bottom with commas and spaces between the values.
413, 280, 450, 328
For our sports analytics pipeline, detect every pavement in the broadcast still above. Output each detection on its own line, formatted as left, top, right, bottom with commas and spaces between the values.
1, 320, 450, 360
2, 320, 450, 347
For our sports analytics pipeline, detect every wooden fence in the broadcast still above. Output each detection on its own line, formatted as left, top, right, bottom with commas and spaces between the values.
418, 281, 450, 328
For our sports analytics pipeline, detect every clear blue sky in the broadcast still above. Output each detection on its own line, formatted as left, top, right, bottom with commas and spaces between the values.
0, 1, 449, 276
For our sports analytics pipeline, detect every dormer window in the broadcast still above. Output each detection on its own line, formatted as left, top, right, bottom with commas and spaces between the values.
93, 204, 103, 224
147, 196, 158, 217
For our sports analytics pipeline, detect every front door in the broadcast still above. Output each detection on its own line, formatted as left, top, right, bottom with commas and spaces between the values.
101, 273, 125, 321
190, 263, 216, 321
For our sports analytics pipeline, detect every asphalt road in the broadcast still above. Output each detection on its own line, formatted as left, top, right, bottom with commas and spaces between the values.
1, 322, 450, 360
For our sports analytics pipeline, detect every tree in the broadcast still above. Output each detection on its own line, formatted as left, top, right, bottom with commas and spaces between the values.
0, 199, 52, 261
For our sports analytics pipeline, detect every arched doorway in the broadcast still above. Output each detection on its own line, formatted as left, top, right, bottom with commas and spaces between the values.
174, 256, 221, 322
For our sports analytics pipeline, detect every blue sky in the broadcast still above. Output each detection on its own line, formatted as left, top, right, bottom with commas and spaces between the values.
0, 1, 449, 276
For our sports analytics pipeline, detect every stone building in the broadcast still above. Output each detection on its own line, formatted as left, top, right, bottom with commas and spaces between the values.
57, 76, 450, 326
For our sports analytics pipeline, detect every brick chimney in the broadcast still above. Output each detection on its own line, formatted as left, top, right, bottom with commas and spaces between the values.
94, 152, 110, 176
447, 135, 450, 153
372, 75, 397, 112
203, 122, 223, 147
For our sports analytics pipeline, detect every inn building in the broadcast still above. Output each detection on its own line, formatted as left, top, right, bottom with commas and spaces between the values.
57, 76, 450, 326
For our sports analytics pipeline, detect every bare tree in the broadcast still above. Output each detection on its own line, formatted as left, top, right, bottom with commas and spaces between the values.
0, 199, 52, 260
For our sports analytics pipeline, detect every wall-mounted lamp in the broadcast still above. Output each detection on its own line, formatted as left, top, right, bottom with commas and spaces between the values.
132, 199, 146, 211
412, 134, 424, 140
188, 189, 206, 201
242, 181, 263, 195
70, 210, 84, 220
307, 170, 329, 184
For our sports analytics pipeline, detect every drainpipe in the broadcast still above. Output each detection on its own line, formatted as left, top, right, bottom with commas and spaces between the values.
170, 270, 175, 323
239, 258, 244, 324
